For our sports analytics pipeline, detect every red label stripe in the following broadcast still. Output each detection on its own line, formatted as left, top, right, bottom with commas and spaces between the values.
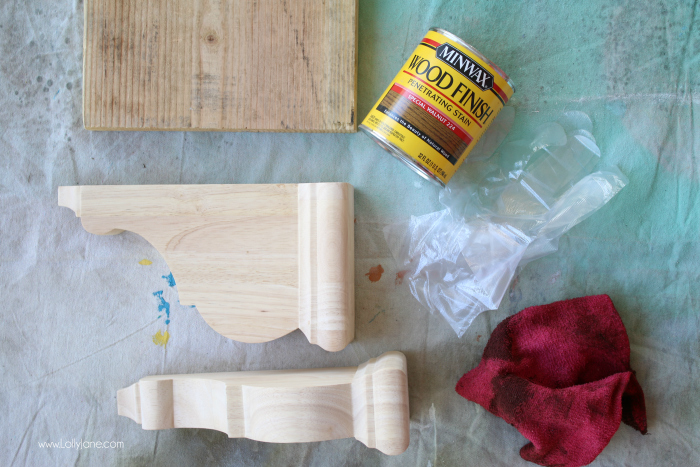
391, 83, 473, 146
492, 83, 509, 103
421, 37, 442, 48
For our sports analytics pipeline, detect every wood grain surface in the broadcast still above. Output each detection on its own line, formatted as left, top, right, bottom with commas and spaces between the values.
117, 352, 410, 455
58, 183, 354, 351
83, 0, 358, 132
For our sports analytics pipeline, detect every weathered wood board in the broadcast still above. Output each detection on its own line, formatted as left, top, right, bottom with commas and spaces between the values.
58, 183, 355, 351
118, 352, 410, 455
83, 0, 358, 132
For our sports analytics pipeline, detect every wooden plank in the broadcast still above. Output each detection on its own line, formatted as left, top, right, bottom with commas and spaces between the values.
58, 183, 354, 351
117, 352, 410, 455
83, 0, 358, 132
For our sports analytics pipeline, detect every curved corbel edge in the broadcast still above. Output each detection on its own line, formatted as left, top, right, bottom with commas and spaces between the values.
298, 183, 355, 352
58, 184, 355, 352
117, 351, 410, 455
58, 186, 124, 235
58, 186, 82, 216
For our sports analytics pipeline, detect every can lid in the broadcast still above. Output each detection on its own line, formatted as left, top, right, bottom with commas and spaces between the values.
429, 27, 515, 94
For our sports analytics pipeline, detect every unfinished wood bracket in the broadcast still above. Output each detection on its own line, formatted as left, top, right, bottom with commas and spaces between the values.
117, 352, 410, 455
58, 183, 354, 351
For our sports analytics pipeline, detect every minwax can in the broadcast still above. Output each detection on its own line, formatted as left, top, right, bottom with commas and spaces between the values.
360, 28, 515, 187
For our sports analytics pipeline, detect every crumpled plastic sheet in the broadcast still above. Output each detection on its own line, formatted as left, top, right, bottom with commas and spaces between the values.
385, 112, 628, 336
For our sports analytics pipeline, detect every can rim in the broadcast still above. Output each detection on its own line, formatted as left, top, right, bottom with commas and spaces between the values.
429, 27, 515, 94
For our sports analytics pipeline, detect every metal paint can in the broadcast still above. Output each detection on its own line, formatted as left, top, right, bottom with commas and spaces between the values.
360, 28, 515, 187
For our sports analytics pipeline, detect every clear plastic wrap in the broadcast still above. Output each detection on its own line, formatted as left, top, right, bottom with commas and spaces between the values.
384, 111, 629, 336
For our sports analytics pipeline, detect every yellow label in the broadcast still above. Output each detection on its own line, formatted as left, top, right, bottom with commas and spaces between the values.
361, 29, 514, 184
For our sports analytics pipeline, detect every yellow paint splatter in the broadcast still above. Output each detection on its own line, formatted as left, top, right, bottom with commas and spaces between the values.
139, 259, 153, 265
152, 330, 170, 347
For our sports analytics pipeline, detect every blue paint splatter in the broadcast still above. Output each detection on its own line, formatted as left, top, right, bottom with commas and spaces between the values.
162, 272, 176, 287
153, 291, 171, 325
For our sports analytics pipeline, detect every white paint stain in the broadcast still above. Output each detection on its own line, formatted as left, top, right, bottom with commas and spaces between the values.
548, 271, 561, 284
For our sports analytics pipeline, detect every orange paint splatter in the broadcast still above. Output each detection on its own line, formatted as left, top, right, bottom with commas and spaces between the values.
395, 270, 409, 286
477, 335, 482, 342
365, 264, 384, 282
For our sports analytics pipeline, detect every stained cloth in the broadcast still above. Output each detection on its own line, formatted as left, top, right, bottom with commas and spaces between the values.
457, 295, 646, 467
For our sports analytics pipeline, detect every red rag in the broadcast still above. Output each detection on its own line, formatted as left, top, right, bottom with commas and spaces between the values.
456, 295, 647, 467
